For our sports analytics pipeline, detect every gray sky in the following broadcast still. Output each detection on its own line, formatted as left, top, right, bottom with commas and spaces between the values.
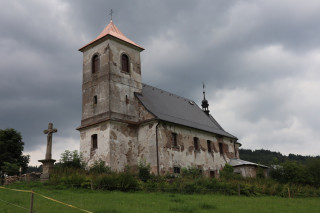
1, 0, 320, 165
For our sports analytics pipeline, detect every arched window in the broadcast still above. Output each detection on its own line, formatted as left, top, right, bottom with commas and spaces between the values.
92, 55, 100, 74
121, 54, 129, 73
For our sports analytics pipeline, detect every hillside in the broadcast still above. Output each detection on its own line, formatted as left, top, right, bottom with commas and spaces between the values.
239, 149, 320, 166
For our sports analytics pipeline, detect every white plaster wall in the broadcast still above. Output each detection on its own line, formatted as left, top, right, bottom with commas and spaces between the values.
157, 123, 237, 175
137, 122, 158, 174
80, 121, 110, 167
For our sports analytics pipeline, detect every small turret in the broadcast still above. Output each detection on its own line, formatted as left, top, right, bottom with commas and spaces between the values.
201, 84, 210, 116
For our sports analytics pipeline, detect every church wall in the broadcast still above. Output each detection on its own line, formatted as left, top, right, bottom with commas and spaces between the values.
109, 120, 139, 172
79, 121, 111, 167
137, 121, 158, 174
157, 122, 238, 176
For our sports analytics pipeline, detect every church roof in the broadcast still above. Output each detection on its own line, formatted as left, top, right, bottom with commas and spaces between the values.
79, 20, 144, 51
229, 158, 268, 168
136, 84, 237, 139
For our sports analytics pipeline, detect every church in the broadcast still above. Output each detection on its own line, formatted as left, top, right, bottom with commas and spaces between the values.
77, 20, 241, 177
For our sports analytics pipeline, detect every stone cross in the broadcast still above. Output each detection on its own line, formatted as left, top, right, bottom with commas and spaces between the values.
43, 123, 57, 160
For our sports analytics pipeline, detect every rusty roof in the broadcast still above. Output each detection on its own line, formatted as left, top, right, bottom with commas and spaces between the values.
79, 20, 144, 51
136, 84, 237, 139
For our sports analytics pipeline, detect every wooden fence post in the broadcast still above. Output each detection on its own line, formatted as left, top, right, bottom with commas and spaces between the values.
30, 190, 34, 213
288, 188, 291, 198
238, 184, 240, 196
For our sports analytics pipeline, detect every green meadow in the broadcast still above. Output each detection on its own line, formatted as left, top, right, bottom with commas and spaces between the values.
0, 183, 319, 213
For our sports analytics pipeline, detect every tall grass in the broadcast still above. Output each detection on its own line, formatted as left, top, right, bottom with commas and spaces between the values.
1, 182, 320, 213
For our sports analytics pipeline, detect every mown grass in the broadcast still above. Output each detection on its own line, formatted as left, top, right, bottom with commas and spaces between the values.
0, 182, 319, 213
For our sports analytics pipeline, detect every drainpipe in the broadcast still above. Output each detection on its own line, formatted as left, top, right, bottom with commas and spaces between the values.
155, 121, 160, 176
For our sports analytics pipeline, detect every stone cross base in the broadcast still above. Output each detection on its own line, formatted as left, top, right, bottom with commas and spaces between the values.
38, 159, 56, 181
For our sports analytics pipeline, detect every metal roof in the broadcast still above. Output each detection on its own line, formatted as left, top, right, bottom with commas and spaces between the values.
79, 20, 144, 51
136, 84, 237, 139
228, 158, 268, 168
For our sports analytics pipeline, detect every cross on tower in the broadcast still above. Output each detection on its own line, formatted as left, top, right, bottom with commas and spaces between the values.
109, 9, 114, 21
43, 123, 57, 160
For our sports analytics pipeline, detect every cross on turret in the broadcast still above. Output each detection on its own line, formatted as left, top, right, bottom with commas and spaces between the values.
109, 9, 114, 21
201, 83, 210, 116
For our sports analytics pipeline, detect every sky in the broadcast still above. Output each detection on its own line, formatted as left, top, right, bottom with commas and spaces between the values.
1, 0, 320, 166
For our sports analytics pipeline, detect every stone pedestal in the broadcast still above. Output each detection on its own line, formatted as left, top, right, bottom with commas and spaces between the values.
38, 159, 56, 181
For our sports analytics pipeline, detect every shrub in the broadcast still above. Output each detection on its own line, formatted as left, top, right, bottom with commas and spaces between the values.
89, 160, 111, 174
138, 160, 151, 182
181, 166, 203, 179
220, 164, 234, 180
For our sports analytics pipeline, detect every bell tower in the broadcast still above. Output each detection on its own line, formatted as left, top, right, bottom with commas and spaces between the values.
77, 20, 144, 167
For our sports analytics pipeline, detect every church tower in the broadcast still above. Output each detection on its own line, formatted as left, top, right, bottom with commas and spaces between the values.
77, 20, 144, 168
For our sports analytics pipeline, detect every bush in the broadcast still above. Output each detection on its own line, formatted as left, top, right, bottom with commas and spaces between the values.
89, 160, 111, 174
181, 166, 203, 179
138, 160, 151, 182
220, 164, 235, 180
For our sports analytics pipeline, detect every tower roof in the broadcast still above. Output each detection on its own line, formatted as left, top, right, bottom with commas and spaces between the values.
79, 20, 144, 52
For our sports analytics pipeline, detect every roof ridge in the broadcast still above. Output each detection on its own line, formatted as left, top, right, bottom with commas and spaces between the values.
142, 83, 194, 102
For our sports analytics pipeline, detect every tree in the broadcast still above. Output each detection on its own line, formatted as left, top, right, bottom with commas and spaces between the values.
56, 150, 85, 169
0, 128, 30, 176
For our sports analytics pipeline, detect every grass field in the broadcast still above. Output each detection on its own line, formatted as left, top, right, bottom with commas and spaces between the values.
0, 183, 319, 213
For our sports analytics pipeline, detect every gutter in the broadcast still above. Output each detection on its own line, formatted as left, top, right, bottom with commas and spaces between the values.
155, 121, 160, 176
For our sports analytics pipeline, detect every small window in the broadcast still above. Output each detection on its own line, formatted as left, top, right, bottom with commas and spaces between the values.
207, 140, 212, 153
92, 55, 100, 73
194, 137, 199, 151
172, 133, 177, 147
173, 167, 180, 174
210, 170, 215, 178
219, 143, 223, 154
92, 134, 98, 149
121, 54, 129, 73
93, 96, 97, 104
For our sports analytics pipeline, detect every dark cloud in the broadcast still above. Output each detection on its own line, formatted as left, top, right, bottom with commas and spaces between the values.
1, 0, 320, 164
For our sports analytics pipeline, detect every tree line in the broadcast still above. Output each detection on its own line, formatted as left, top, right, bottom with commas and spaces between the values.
239, 148, 320, 166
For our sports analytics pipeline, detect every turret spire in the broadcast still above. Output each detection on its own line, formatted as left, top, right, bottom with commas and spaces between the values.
201, 83, 210, 116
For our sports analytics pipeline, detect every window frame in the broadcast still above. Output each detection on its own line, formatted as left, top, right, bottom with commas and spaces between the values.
92, 54, 100, 74
121, 53, 130, 73
93, 95, 97, 105
207, 140, 212, 153
219, 142, 223, 155
91, 134, 98, 150
172, 133, 178, 147
194, 137, 199, 151
173, 167, 181, 174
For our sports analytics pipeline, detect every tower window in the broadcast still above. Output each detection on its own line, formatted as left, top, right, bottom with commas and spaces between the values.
219, 142, 223, 154
93, 96, 97, 104
172, 133, 177, 147
92, 54, 100, 74
207, 140, 212, 153
92, 134, 98, 149
194, 137, 199, 151
121, 54, 129, 73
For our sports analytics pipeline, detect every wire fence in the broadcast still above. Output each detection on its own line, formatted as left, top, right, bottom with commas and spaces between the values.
0, 186, 93, 213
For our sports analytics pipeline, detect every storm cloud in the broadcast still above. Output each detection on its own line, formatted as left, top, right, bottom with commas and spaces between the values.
1, 0, 320, 165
